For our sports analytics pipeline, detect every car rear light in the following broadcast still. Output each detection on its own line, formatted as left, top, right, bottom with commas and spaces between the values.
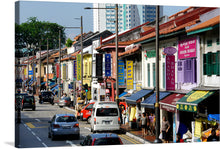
73, 123, 79, 127
118, 117, 120, 124
94, 118, 96, 125
53, 124, 60, 128
22, 99, 24, 104
91, 138, 96, 146
64, 100, 67, 103
119, 138, 123, 144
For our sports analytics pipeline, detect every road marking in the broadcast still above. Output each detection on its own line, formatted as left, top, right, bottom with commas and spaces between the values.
42, 143, 48, 147
31, 131, 36, 136
66, 140, 77, 147
26, 122, 35, 128
84, 127, 91, 131
36, 136, 42, 142
119, 134, 142, 144
35, 119, 41, 122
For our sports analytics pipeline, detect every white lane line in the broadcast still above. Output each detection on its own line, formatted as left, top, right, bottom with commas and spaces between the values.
42, 143, 48, 147
36, 136, 42, 142
84, 127, 91, 131
27, 127, 31, 131
24, 124, 27, 127
66, 140, 77, 147
35, 119, 41, 122
31, 131, 36, 136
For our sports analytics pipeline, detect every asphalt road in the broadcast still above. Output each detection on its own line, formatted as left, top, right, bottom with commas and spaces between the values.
15, 99, 142, 148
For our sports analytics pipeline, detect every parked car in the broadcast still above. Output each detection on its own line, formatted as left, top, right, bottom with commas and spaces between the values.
80, 133, 123, 146
15, 93, 28, 111
21, 95, 36, 111
48, 114, 80, 140
90, 102, 121, 133
80, 102, 95, 123
58, 97, 71, 108
40, 91, 54, 104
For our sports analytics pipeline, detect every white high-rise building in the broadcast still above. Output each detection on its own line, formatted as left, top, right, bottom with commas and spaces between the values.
93, 3, 163, 33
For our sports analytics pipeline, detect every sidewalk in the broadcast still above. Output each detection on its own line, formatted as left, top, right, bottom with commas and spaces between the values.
120, 124, 155, 144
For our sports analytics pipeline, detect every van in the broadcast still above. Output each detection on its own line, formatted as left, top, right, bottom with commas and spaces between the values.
90, 102, 120, 133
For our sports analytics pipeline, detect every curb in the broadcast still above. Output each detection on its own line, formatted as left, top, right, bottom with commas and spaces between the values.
125, 132, 151, 144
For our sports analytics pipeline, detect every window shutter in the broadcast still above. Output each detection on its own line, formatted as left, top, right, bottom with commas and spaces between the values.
206, 52, 212, 76
177, 60, 184, 83
184, 59, 193, 83
163, 63, 165, 88
148, 63, 150, 87
193, 58, 197, 83
203, 54, 207, 75
217, 51, 220, 76
153, 63, 156, 87
212, 53, 217, 75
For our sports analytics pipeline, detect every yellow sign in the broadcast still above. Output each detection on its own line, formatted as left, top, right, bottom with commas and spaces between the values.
187, 91, 209, 102
194, 120, 202, 138
126, 61, 133, 89
62, 64, 66, 80
77, 54, 81, 81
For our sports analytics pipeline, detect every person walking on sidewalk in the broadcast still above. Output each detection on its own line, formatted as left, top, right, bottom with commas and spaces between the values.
149, 113, 155, 135
161, 116, 170, 143
141, 113, 147, 137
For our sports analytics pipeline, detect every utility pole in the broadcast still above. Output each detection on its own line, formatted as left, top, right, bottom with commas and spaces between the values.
27, 50, 29, 93
80, 16, 84, 101
115, 4, 119, 105
154, 5, 162, 143
47, 38, 49, 91
39, 41, 41, 93
59, 29, 61, 101
32, 49, 35, 96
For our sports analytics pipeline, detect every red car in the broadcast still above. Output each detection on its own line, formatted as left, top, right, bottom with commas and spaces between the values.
80, 102, 95, 123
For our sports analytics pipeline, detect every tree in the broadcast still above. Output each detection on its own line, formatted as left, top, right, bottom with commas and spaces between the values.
15, 17, 66, 52
65, 38, 74, 47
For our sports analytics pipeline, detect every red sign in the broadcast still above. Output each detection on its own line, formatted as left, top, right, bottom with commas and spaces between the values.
178, 37, 197, 59
166, 55, 175, 91
106, 89, 110, 94
56, 64, 60, 78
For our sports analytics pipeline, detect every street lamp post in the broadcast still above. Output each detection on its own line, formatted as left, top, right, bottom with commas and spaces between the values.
85, 4, 119, 104
154, 5, 162, 143
39, 41, 41, 93
47, 38, 49, 91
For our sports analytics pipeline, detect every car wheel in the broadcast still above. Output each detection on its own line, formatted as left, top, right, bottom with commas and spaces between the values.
87, 117, 91, 124
32, 108, 35, 111
75, 134, 80, 140
59, 106, 63, 108
48, 132, 51, 138
51, 134, 56, 141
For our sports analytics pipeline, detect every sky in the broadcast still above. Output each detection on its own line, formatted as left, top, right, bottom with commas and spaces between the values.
17, 1, 189, 40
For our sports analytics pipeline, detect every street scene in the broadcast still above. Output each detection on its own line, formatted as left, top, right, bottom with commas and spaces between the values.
14, 1, 220, 148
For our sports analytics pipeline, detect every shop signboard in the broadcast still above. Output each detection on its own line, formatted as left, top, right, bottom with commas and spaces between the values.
96, 54, 103, 77
118, 60, 125, 86
166, 55, 175, 90
126, 61, 133, 89
178, 37, 197, 59
76, 54, 81, 81
194, 120, 202, 138
62, 64, 66, 80
73, 60, 77, 79
56, 63, 60, 78
29, 70, 33, 75
105, 54, 111, 77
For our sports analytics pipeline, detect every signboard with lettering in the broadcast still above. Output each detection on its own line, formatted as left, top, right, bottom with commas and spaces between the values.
118, 60, 125, 86
166, 55, 175, 90
76, 54, 81, 81
56, 63, 60, 78
73, 60, 77, 79
96, 54, 103, 77
178, 37, 197, 59
126, 61, 133, 89
62, 64, 66, 80
105, 54, 111, 77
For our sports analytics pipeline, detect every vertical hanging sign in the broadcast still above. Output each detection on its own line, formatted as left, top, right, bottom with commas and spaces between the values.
166, 55, 175, 90
76, 54, 81, 81
62, 64, 66, 80
56, 63, 60, 78
96, 54, 103, 77
73, 60, 77, 80
126, 60, 133, 89
105, 54, 111, 76
118, 60, 124, 86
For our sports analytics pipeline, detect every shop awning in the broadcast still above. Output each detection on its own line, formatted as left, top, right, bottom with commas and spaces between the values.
141, 92, 171, 108
49, 82, 56, 86
125, 89, 153, 104
159, 93, 185, 112
41, 82, 45, 85
51, 85, 58, 91
176, 90, 215, 112
119, 92, 128, 98
208, 114, 220, 122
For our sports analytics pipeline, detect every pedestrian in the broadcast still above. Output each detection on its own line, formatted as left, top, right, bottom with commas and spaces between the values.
141, 113, 147, 137
119, 105, 123, 124
39, 93, 43, 104
70, 93, 74, 108
145, 113, 150, 135
161, 116, 170, 143
149, 113, 155, 135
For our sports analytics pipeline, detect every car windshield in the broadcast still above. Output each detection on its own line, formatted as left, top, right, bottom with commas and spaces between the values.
56, 116, 77, 122
96, 108, 118, 116
24, 96, 34, 102
42, 92, 52, 96
94, 138, 121, 145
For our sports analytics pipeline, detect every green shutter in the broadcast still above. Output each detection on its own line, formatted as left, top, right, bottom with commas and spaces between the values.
153, 63, 156, 87
217, 51, 220, 76
148, 63, 150, 87
206, 52, 212, 76
163, 63, 165, 89
207, 40, 212, 47
203, 54, 207, 75
212, 53, 217, 75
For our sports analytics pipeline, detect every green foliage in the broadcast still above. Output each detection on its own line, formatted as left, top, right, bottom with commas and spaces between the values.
15, 17, 66, 51
65, 38, 73, 47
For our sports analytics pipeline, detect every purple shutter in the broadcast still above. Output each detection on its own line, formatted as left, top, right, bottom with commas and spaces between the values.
193, 58, 197, 83
177, 60, 184, 83
184, 59, 193, 83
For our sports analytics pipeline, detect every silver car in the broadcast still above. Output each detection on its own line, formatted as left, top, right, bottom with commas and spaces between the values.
48, 114, 80, 140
